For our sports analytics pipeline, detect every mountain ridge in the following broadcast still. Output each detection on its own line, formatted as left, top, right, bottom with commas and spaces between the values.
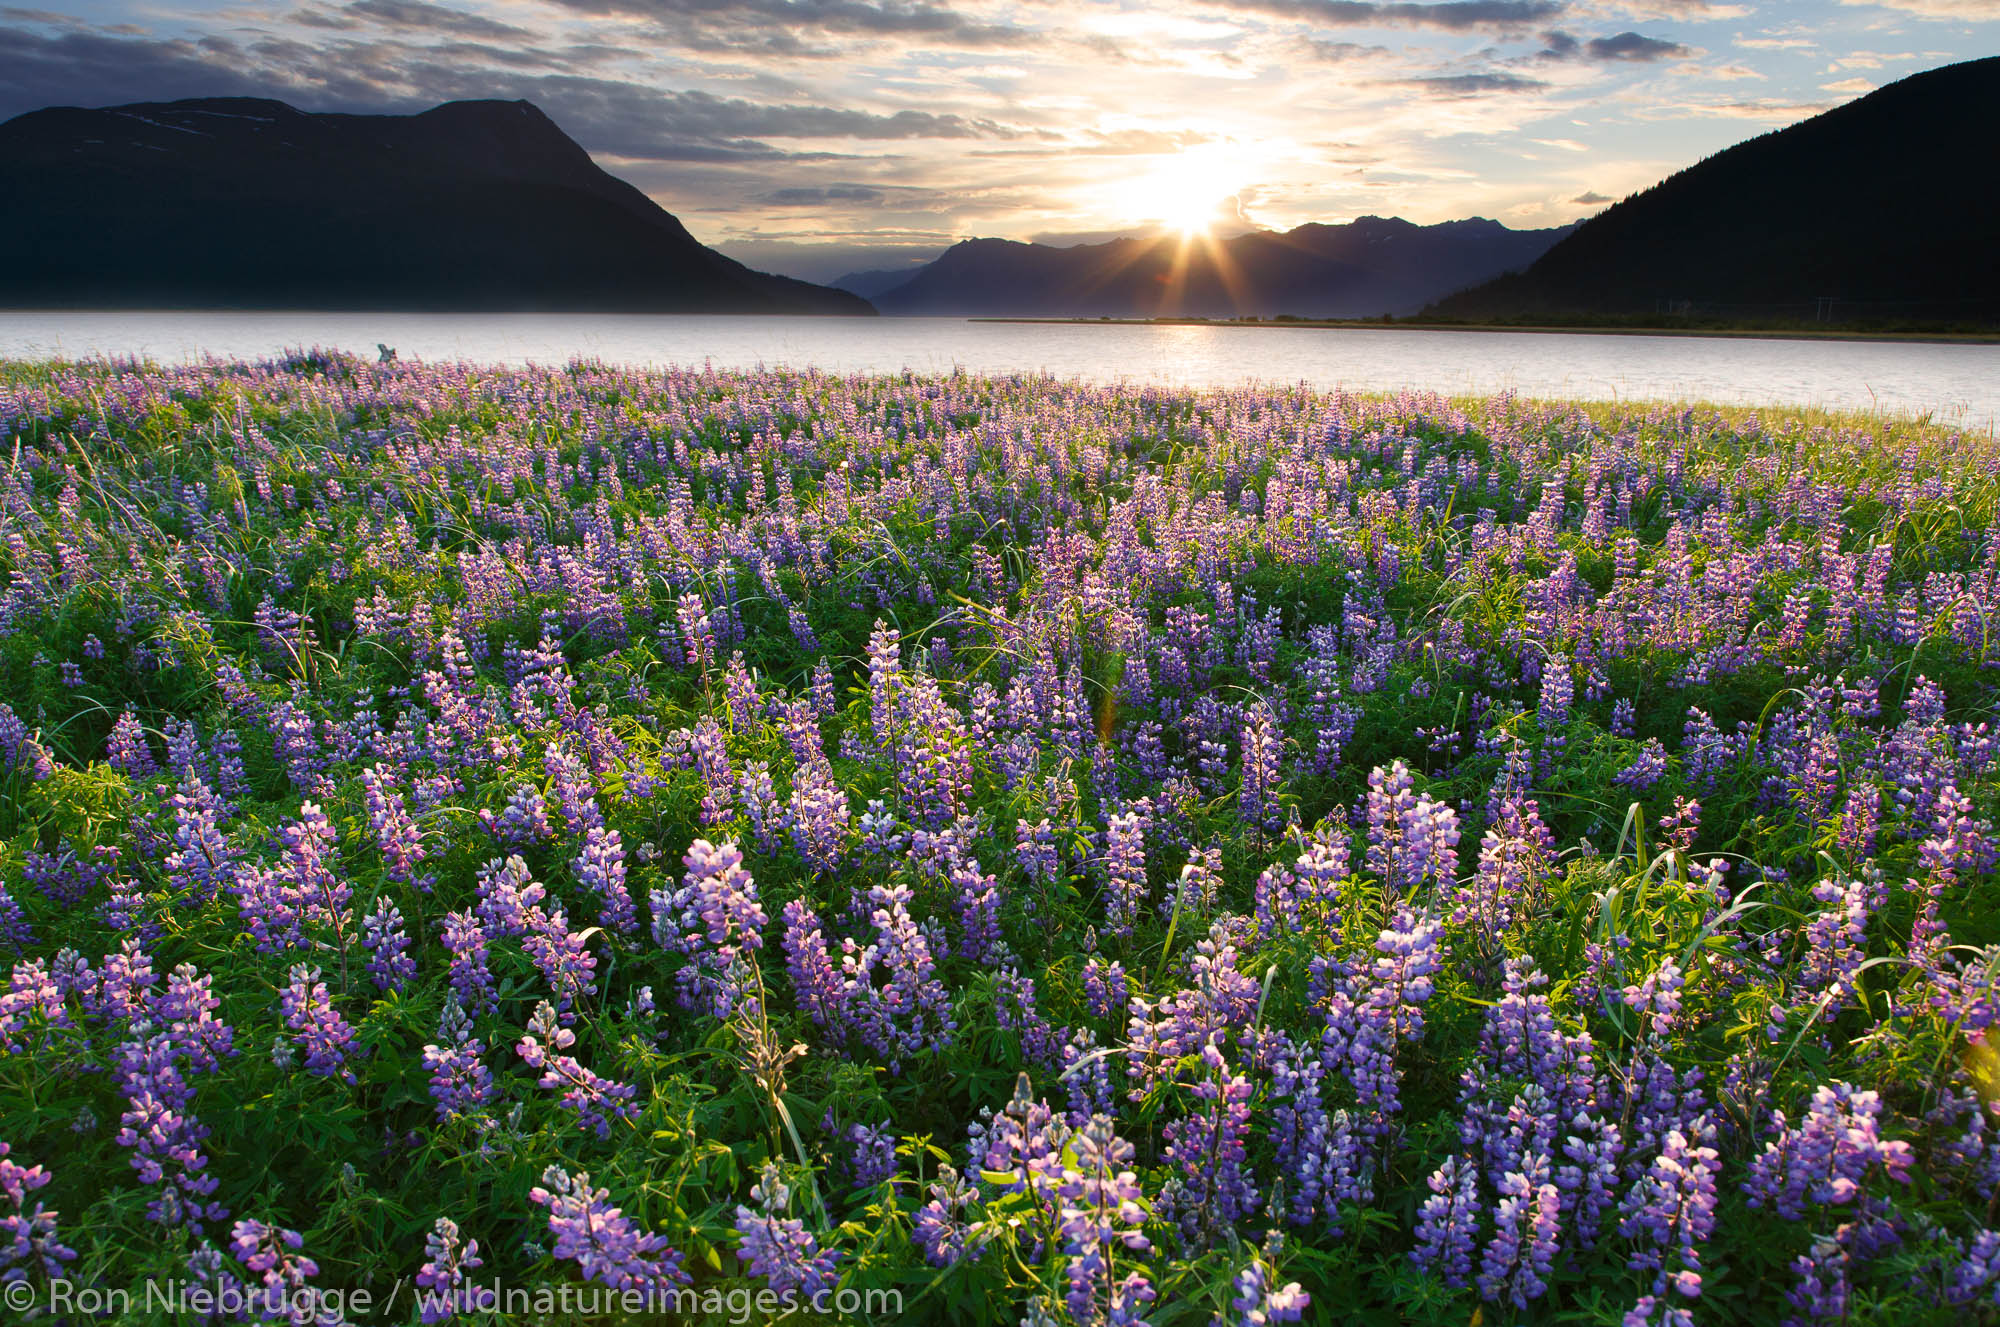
1424, 56, 2000, 323
855, 215, 1576, 318
0, 96, 873, 314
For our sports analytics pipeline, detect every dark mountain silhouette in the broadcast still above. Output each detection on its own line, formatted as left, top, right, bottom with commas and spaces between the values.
831, 268, 933, 300
1426, 56, 2000, 324
0, 97, 872, 314
865, 216, 1574, 318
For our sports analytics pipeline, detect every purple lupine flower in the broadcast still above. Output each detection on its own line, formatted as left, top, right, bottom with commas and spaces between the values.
516, 1001, 637, 1138
1659, 797, 1701, 853
1015, 818, 1059, 886
1057, 1115, 1154, 1325
114, 1029, 226, 1229
1215, 1235, 1309, 1327
479, 784, 554, 849
674, 592, 716, 671
1265, 1029, 1369, 1230
1623, 1295, 1695, 1327
1742, 1082, 1914, 1220
839, 884, 956, 1068
1555, 1113, 1622, 1248
1477, 1167, 1561, 1309
236, 801, 347, 953
280, 964, 356, 1082
107, 709, 157, 776
1363, 762, 1459, 897
691, 717, 734, 827
414, 1216, 488, 1322
1537, 655, 1573, 773
1785, 1234, 1850, 1323
1618, 1123, 1720, 1300
950, 857, 1003, 963
912, 1165, 980, 1268
843, 1121, 898, 1190
1613, 739, 1670, 792
0, 1141, 78, 1284
363, 763, 428, 889
229, 1220, 329, 1321
1239, 700, 1284, 832
996, 968, 1063, 1069
1947, 1227, 2000, 1307
781, 898, 849, 1035
738, 760, 787, 855
529, 1164, 689, 1291
788, 756, 850, 874
421, 998, 495, 1125
1165, 844, 1224, 921
1101, 811, 1149, 938
1162, 1040, 1258, 1241
734, 1163, 841, 1297
164, 773, 237, 905
1083, 957, 1131, 1022
0, 705, 53, 782
543, 739, 603, 838
573, 824, 638, 933
361, 896, 417, 993
656, 838, 767, 1019
440, 910, 498, 1018
1452, 799, 1553, 949
1621, 959, 1687, 1041
1412, 1157, 1480, 1287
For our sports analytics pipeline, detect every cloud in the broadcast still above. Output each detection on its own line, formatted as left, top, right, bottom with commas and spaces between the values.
1631, 96, 1832, 119
0, 23, 279, 118
1199, 0, 1567, 33
1586, 0, 1745, 13
1538, 27, 1690, 60
1400, 71, 1550, 94
539, 0, 1031, 54
1838, 0, 2000, 17
758, 184, 886, 204
1820, 76, 1876, 93
1585, 30, 1688, 59
345, 0, 533, 40
1570, 189, 1611, 202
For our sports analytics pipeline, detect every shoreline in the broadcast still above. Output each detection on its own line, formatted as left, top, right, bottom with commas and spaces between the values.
968, 316, 2000, 347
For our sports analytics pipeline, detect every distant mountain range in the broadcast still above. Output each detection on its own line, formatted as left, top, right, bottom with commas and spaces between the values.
839, 217, 1575, 318
1427, 56, 2000, 324
0, 97, 871, 314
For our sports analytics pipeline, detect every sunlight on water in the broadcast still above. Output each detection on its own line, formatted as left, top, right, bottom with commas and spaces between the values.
0, 311, 1991, 429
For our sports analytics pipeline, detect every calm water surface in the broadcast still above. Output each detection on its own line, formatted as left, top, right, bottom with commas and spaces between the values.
2, 312, 1992, 430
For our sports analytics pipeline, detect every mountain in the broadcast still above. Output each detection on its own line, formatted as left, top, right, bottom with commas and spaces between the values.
0, 97, 872, 314
866, 216, 1574, 318
831, 268, 934, 300
1426, 57, 2000, 324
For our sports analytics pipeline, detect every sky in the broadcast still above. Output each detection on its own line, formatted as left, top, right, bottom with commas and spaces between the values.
3, 0, 1994, 282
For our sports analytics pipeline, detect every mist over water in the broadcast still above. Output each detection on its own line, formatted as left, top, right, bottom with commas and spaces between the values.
1, 311, 1992, 430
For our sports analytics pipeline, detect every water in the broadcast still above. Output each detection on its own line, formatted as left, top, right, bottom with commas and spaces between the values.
1, 311, 1993, 430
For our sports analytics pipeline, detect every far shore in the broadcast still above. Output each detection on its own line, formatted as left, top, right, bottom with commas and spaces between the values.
969, 316, 2000, 347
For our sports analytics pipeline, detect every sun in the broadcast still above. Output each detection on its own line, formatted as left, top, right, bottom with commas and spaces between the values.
1159, 193, 1222, 239
1123, 147, 1240, 240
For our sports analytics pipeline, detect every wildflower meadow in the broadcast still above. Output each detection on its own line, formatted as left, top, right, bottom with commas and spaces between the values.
2, 351, 1999, 1325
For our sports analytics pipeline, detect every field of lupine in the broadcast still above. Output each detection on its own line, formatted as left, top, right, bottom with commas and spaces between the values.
2, 351, 2000, 1326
